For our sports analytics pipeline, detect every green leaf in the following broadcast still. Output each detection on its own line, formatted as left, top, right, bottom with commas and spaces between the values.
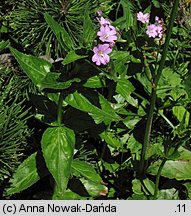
72, 160, 102, 183
184, 182, 191, 199
136, 73, 152, 94
80, 178, 108, 197
158, 189, 179, 200
132, 178, 154, 196
148, 160, 191, 180
40, 72, 81, 90
178, 146, 191, 161
172, 106, 190, 127
127, 135, 142, 155
99, 94, 121, 119
123, 116, 141, 129
44, 13, 74, 52
128, 194, 148, 200
146, 143, 164, 159
111, 51, 131, 75
116, 77, 138, 107
100, 131, 121, 149
10, 47, 51, 87
63, 189, 86, 200
41, 126, 75, 195
114, 0, 133, 29
152, 0, 161, 8
62, 51, 87, 65
65, 91, 121, 125
0, 40, 10, 52
83, 76, 104, 88
132, 179, 144, 195
158, 67, 182, 100
83, 5, 95, 45
6, 153, 39, 195
184, 74, 191, 99
142, 178, 155, 195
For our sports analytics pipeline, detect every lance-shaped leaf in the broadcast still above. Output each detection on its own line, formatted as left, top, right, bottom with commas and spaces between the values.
40, 72, 81, 90
72, 160, 102, 183
62, 50, 87, 65
0, 40, 10, 52
41, 126, 75, 194
148, 146, 191, 180
5, 152, 40, 195
65, 91, 121, 125
83, 76, 104, 88
83, 5, 95, 45
44, 13, 74, 52
80, 178, 108, 197
116, 77, 138, 107
100, 131, 122, 149
148, 160, 191, 180
63, 189, 86, 200
10, 47, 51, 87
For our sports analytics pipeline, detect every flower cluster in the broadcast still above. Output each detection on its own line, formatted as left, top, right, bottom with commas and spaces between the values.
137, 12, 164, 39
92, 15, 117, 66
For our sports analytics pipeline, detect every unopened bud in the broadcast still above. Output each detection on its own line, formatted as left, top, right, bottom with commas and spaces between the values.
109, 42, 115, 48
97, 10, 103, 16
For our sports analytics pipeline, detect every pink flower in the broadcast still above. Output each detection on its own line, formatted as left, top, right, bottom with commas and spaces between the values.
155, 16, 161, 24
137, 12, 150, 24
97, 17, 111, 26
92, 44, 112, 66
97, 25, 117, 43
155, 16, 163, 38
146, 24, 158, 38
156, 24, 163, 38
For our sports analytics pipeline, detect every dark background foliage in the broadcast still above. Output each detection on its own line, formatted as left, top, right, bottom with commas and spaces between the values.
1, 0, 191, 200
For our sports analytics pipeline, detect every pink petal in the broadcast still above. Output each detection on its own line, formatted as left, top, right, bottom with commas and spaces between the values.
93, 47, 98, 53
109, 30, 117, 35
100, 57, 106, 65
104, 25, 111, 32
100, 17, 110, 25
108, 36, 117, 42
97, 31, 103, 36
101, 44, 110, 51
103, 54, 110, 63
100, 25, 105, 32
92, 54, 99, 62
97, 44, 103, 50
110, 26, 116, 31
99, 36, 106, 42
96, 58, 101, 65
105, 47, 112, 54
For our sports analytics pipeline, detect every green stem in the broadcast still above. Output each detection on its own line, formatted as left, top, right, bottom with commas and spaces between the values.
139, 0, 179, 177
154, 0, 179, 86
139, 88, 157, 176
57, 92, 63, 126
153, 158, 167, 199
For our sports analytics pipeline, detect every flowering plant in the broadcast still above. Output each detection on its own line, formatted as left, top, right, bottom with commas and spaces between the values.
3, 0, 191, 200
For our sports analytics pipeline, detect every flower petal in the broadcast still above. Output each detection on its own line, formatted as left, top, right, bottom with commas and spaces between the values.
100, 57, 106, 65
93, 47, 98, 53
92, 54, 99, 62
105, 47, 112, 54
100, 44, 110, 51
96, 58, 101, 65
103, 54, 110, 63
